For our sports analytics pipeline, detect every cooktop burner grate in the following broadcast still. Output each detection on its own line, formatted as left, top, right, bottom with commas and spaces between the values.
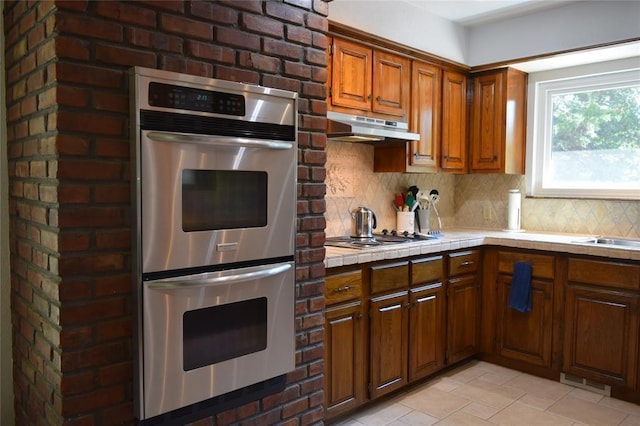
325, 231, 437, 250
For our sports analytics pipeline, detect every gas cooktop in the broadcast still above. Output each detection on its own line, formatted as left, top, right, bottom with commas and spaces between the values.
325, 231, 438, 250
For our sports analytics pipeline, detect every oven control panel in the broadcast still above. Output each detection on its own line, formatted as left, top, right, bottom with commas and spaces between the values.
148, 82, 246, 116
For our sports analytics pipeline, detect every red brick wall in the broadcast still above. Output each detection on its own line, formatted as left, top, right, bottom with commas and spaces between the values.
4, 1, 328, 424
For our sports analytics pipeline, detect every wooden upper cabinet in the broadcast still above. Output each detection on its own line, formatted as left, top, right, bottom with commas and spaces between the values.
372, 50, 411, 117
441, 70, 468, 173
330, 37, 409, 119
408, 61, 442, 172
470, 68, 527, 173
331, 38, 372, 112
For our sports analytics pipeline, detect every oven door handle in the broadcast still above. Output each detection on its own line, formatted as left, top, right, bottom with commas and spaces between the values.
146, 131, 294, 150
146, 262, 292, 289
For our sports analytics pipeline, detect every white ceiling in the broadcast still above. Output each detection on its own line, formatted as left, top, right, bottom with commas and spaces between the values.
399, 0, 640, 71
402, 0, 573, 25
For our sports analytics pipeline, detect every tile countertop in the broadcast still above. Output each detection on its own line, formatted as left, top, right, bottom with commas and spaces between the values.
324, 229, 640, 268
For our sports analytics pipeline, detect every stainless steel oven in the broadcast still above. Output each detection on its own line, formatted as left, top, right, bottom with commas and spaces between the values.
130, 67, 297, 421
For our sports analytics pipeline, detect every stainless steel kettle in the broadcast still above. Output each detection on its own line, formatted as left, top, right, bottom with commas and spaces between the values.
350, 206, 377, 238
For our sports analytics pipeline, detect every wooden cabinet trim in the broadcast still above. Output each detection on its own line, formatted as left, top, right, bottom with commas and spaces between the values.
568, 258, 640, 290
370, 261, 409, 294
326, 269, 363, 305
411, 255, 444, 285
448, 250, 480, 276
498, 251, 554, 279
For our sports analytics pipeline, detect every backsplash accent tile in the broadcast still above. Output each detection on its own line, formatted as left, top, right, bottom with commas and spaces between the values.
325, 141, 455, 236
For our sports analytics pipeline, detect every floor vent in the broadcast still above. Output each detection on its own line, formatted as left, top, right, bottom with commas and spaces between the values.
560, 372, 611, 397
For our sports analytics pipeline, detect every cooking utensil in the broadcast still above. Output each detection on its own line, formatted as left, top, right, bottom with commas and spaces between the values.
404, 193, 415, 210
394, 193, 404, 209
429, 189, 442, 235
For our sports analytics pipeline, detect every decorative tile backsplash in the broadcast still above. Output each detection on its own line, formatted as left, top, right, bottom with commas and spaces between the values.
455, 174, 640, 238
325, 141, 455, 236
325, 141, 640, 239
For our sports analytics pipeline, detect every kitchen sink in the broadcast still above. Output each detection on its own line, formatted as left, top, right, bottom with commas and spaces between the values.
574, 236, 640, 248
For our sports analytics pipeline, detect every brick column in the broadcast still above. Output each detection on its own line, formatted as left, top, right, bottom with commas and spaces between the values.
4, 1, 328, 424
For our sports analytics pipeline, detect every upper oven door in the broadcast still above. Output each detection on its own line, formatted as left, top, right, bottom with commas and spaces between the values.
140, 129, 296, 273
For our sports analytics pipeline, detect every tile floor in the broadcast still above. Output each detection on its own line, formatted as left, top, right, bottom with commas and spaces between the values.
331, 360, 640, 426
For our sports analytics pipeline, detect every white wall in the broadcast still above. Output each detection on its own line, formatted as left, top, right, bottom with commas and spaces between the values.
328, 0, 468, 64
328, 0, 640, 67
0, 6, 15, 424
467, 0, 640, 66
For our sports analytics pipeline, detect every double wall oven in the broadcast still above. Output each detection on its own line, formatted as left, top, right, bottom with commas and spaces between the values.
130, 67, 297, 422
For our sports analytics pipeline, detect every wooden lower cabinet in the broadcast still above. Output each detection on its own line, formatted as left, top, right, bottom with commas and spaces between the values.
447, 275, 480, 364
494, 251, 556, 368
496, 276, 553, 367
563, 258, 640, 390
563, 285, 639, 388
409, 283, 446, 381
324, 301, 366, 418
369, 291, 409, 399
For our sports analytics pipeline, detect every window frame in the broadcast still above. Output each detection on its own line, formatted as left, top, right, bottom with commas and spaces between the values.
526, 57, 640, 200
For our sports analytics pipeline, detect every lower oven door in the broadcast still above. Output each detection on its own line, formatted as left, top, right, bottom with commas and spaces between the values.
141, 261, 295, 419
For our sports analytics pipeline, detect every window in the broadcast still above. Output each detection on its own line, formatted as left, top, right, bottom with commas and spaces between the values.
526, 59, 640, 200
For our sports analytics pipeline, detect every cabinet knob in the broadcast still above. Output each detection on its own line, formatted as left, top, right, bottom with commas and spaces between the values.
376, 96, 381, 102
368, 94, 372, 100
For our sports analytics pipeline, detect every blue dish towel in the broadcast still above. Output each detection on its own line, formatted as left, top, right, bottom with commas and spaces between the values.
508, 262, 532, 312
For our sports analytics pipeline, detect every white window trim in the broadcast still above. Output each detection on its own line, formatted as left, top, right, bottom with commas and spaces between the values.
526, 57, 640, 200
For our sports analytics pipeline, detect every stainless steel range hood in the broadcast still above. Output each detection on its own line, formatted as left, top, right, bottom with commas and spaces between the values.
327, 111, 419, 142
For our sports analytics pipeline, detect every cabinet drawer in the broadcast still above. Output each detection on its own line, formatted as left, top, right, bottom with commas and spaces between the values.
371, 261, 409, 294
498, 251, 555, 279
448, 250, 480, 277
568, 258, 640, 291
411, 256, 444, 285
326, 270, 362, 305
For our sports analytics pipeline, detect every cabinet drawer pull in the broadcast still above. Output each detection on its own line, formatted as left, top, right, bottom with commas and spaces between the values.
379, 304, 402, 313
376, 96, 381, 101
460, 261, 474, 267
332, 285, 354, 294
416, 295, 436, 303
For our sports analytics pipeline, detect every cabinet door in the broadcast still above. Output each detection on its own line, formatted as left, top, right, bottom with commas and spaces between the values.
409, 284, 445, 381
409, 61, 442, 172
325, 301, 366, 419
441, 70, 468, 173
496, 275, 553, 367
470, 72, 504, 172
563, 285, 639, 388
372, 50, 411, 118
370, 292, 408, 399
331, 38, 372, 111
447, 275, 480, 364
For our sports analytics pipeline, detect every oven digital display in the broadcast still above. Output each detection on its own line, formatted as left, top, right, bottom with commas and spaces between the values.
182, 169, 268, 232
148, 82, 246, 116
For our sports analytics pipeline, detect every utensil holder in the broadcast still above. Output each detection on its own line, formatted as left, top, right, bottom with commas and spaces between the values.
416, 208, 430, 233
397, 211, 415, 233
